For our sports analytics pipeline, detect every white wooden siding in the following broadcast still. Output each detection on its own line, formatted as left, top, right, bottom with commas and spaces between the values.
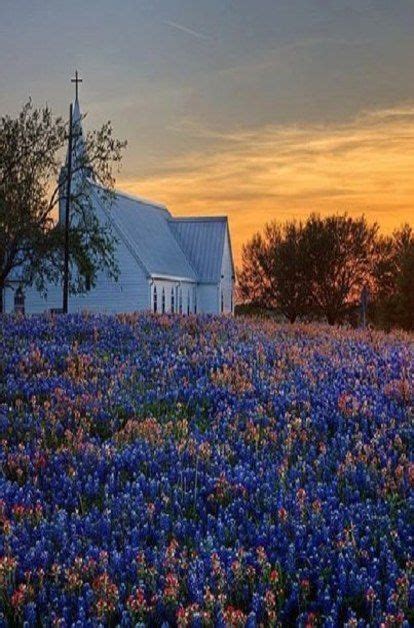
220, 227, 234, 314
151, 279, 195, 314
197, 284, 219, 314
4, 198, 235, 316
4, 231, 150, 314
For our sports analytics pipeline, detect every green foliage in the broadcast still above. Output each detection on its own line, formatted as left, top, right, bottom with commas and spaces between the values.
0, 100, 126, 311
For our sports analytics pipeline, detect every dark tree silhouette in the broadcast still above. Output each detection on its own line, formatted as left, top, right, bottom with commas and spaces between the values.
239, 214, 379, 325
301, 214, 378, 324
372, 224, 414, 330
238, 221, 309, 322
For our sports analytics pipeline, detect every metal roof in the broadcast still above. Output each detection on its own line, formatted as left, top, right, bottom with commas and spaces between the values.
91, 184, 197, 281
169, 217, 228, 283
10, 97, 233, 290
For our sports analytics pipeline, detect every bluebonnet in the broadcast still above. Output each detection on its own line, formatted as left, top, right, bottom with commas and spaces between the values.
0, 314, 412, 626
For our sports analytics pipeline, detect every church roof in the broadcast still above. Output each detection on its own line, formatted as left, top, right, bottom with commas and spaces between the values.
10, 91, 234, 298
169, 217, 229, 283
90, 184, 197, 281
67, 95, 233, 286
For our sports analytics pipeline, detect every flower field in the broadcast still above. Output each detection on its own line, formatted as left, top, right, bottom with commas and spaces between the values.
0, 314, 413, 627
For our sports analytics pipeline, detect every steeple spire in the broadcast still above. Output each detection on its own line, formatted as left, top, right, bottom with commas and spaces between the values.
66, 71, 88, 178
58, 72, 91, 225
71, 70, 82, 102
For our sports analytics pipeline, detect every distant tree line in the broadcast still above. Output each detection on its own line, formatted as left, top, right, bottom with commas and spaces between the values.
238, 214, 414, 331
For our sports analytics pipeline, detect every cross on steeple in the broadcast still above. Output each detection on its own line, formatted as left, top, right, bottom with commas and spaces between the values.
71, 70, 83, 101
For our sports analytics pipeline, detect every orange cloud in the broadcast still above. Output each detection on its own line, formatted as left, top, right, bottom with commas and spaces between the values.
117, 104, 414, 266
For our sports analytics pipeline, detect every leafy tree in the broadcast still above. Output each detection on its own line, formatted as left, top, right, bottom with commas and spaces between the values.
301, 214, 378, 324
238, 225, 277, 309
239, 214, 379, 325
238, 232, 270, 309
372, 225, 414, 330
396, 244, 414, 330
238, 221, 308, 322
0, 100, 126, 313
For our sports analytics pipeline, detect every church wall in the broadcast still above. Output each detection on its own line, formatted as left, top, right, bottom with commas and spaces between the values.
70, 191, 150, 313
64, 193, 150, 313
75, 231, 150, 313
151, 279, 195, 314
66, 259, 149, 313
196, 227, 234, 315
220, 227, 234, 314
3, 197, 234, 317
3, 283, 62, 314
4, 231, 150, 315
197, 284, 219, 314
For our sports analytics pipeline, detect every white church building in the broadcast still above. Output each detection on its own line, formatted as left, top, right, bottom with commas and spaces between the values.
3, 95, 235, 316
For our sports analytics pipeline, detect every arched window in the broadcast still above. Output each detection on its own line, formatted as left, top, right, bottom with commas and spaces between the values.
14, 286, 25, 315
162, 288, 166, 313
171, 287, 175, 313
179, 288, 183, 313
221, 290, 224, 313
187, 289, 190, 315
153, 285, 158, 313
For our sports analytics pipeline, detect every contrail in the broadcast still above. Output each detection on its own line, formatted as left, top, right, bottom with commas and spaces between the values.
164, 20, 209, 41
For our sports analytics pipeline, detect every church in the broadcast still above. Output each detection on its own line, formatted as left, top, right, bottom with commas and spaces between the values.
3, 92, 235, 316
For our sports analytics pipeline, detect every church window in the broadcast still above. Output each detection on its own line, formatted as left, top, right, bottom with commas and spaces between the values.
153, 285, 158, 313
162, 288, 166, 313
221, 290, 224, 313
187, 289, 190, 315
171, 287, 175, 313
14, 286, 25, 315
179, 288, 183, 313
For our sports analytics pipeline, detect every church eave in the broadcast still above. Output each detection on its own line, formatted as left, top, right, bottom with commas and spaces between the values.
149, 273, 197, 283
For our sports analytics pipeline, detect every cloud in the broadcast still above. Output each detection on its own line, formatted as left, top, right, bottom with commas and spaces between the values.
117, 104, 414, 266
164, 20, 210, 41
217, 35, 369, 80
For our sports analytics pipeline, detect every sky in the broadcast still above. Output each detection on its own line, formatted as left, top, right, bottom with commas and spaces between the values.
1, 0, 414, 264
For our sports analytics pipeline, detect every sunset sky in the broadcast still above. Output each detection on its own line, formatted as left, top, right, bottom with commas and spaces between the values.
1, 0, 414, 264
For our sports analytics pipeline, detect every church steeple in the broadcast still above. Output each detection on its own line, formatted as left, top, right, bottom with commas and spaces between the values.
68, 92, 87, 174
66, 71, 87, 176
58, 71, 91, 225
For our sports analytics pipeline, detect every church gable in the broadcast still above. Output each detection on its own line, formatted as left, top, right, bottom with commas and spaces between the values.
168, 217, 230, 284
